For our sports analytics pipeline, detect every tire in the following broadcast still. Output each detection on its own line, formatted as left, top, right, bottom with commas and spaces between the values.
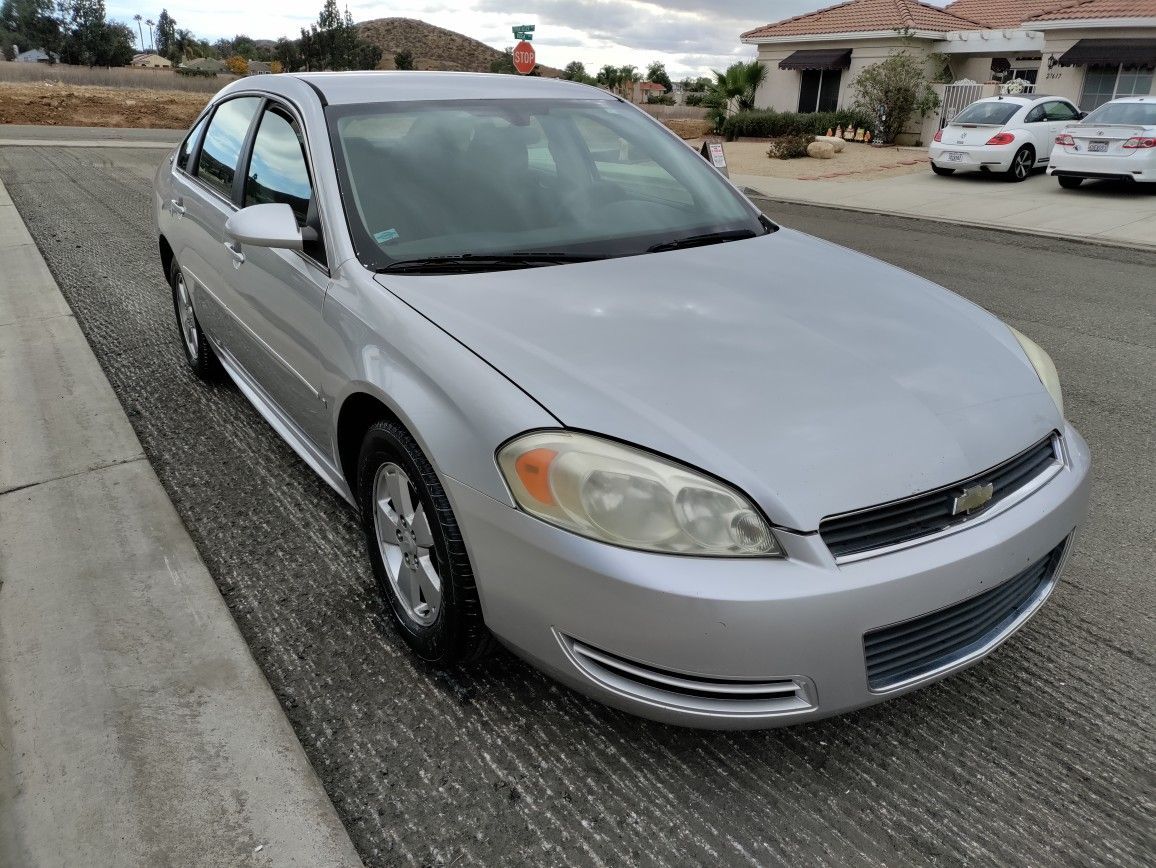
1006, 146, 1034, 182
931, 164, 955, 176
1058, 176, 1083, 189
357, 419, 491, 667
169, 258, 220, 380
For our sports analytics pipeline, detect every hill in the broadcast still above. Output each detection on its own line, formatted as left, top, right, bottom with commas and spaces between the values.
357, 17, 559, 76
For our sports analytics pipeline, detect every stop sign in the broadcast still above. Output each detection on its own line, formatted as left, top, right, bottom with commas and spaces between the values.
512, 40, 536, 75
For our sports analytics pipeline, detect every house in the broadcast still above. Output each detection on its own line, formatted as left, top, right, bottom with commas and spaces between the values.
15, 48, 57, 63
247, 60, 272, 75
131, 53, 172, 68
741, 0, 1155, 139
181, 57, 226, 74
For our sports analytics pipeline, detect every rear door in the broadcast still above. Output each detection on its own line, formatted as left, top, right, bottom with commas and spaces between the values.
228, 101, 332, 447
173, 96, 262, 351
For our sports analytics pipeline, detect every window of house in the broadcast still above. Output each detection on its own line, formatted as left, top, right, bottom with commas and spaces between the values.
798, 69, 841, 113
1079, 65, 1155, 111
195, 97, 261, 201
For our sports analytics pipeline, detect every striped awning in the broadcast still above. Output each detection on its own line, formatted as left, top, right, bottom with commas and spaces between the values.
778, 49, 852, 71
1058, 39, 1156, 68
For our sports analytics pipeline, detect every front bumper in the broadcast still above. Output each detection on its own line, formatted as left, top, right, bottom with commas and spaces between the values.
929, 144, 1015, 172
1049, 150, 1153, 182
448, 424, 1091, 729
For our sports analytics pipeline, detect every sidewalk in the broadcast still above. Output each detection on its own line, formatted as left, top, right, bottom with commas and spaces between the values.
732, 168, 1156, 251
0, 178, 362, 866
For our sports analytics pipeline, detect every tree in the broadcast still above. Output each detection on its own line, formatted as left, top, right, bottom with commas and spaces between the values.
393, 47, 413, 70
144, 17, 152, 50
851, 50, 939, 144
131, 12, 142, 50
646, 61, 671, 92
172, 27, 194, 61
1, 0, 61, 56
224, 53, 247, 75
268, 59, 282, 73
154, 8, 175, 59
705, 60, 766, 130
273, 36, 299, 70
595, 65, 620, 89
298, 0, 373, 71
561, 60, 589, 82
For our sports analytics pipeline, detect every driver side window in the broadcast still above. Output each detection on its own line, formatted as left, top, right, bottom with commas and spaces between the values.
1024, 105, 1046, 123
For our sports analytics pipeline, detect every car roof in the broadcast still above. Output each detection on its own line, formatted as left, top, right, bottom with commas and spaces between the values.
1103, 96, 1150, 103
975, 94, 1062, 105
288, 71, 611, 106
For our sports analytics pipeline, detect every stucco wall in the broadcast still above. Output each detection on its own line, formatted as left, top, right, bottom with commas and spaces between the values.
1034, 27, 1156, 107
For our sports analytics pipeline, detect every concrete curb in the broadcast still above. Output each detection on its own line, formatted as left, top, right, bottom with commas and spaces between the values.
0, 178, 363, 867
742, 187, 1156, 255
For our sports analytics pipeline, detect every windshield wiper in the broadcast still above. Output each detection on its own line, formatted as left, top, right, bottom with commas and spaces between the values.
380, 252, 598, 274
647, 229, 758, 254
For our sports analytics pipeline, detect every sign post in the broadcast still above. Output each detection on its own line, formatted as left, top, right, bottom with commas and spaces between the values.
700, 141, 729, 178
512, 40, 536, 75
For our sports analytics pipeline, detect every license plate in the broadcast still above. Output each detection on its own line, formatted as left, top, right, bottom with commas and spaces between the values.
1089, 141, 1109, 152
946, 152, 965, 162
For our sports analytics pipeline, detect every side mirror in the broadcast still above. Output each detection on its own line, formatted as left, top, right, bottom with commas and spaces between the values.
225, 203, 305, 251
1078, 111, 1089, 120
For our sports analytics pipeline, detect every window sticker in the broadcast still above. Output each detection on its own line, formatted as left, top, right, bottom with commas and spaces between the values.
373, 228, 400, 244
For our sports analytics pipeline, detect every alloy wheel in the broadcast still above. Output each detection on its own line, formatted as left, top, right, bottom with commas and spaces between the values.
372, 462, 441, 626
1013, 149, 1032, 181
174, 270, 199, 360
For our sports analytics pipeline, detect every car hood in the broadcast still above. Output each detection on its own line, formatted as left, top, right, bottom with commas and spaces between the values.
377, 229, 1060, 530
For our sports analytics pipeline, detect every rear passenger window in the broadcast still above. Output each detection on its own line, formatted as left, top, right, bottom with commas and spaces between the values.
1045, 101, 1079, 121
244, 108, 312, 224
195, 97, 260, 200
176, 115, 208, 172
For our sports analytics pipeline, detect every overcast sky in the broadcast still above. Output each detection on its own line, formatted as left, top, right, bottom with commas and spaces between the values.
106, 0, 952, 78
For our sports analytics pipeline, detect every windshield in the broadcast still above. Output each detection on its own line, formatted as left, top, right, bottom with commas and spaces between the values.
950, 101, 1020, 126
326, 98, 769, 270
1082, 102, 1156, 126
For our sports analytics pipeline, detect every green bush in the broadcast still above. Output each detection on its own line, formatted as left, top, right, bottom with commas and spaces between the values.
647, 94, 675, 105
767, 134, 813, 160
176, 66, 218, 77
684, 92, 705, 107
722, 109, 874, 141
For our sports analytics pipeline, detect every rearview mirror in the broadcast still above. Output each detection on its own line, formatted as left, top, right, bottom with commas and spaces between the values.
225, 203, 304, 251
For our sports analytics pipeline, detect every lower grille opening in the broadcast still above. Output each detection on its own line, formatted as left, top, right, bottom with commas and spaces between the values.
864, 539, 1067, 691
559, 634, 815, 716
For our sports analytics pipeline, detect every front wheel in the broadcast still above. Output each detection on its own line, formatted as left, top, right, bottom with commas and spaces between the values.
357, 419, 491, 667
931, 164, 955, 176
1057, 176, 1083, 189
1006, 146, 1034, 182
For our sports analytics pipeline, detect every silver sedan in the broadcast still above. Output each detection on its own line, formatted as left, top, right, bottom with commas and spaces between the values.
154, 72, 1090, 729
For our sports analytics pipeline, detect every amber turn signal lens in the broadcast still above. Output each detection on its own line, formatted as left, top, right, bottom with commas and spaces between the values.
514, 448, 558, 505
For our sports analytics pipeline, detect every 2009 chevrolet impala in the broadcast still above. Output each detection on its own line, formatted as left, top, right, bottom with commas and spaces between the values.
154, 72, 1090, 728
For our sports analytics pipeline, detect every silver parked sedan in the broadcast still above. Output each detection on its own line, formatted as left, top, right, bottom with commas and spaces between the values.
154, 72, 1090, 729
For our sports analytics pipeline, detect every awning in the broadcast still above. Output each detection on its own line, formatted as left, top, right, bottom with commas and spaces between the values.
1058, 39, 1156, 68
778, 49, 852, 71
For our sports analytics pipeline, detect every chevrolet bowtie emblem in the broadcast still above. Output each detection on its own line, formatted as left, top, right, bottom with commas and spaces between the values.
952, 483, 995, 516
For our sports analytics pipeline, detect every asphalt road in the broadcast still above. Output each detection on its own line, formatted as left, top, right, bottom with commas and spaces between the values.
1, 143, 1152, 868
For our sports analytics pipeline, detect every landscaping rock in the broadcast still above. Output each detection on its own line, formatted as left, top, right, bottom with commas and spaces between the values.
815, 135, 845, 153
807, 141, 836, 159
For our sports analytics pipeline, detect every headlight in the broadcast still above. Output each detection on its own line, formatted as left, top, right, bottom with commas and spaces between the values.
497, 431, 782, 557
1009, 326, 1064, 418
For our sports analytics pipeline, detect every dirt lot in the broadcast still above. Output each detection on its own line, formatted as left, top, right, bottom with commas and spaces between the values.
692, 138, 929, 182
0, 82, 208, 128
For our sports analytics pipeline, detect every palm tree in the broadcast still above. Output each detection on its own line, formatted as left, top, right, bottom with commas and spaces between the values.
133, 14, 144, 52
706, 60, 767, 131
145, 19, 155, 52
174, 28, 195, 61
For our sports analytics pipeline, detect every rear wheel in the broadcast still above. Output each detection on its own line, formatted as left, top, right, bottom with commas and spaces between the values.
169, 258, 219, 379
1006, 146, 1034, 182
357, 419, 491, 667
1057, 176, 1083, 189
931, 164, 955, 176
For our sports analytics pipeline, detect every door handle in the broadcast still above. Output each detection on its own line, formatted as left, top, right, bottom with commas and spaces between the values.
170, 198, 185, 216
224, 241, 245, 267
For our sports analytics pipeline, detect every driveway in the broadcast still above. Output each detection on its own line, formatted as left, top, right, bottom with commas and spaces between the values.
1, 140, 1152, 867
732, 165, 1156, 250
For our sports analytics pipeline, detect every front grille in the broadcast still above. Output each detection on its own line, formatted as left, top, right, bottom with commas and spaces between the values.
864, 541, 1065, 690
821, 435, 1059, 558
560, 634, 815, 716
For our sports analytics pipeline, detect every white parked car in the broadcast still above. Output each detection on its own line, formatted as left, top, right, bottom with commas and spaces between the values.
929, 95, 1084, 181
1049, 97, 1156, 188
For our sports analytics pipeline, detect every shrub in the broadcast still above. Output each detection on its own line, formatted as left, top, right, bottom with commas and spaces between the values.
684, 92, 705, 107
722, 109, 874, 141
175, 66, 217, 77
647, 93, 675, 105
767, 134, 812, 160
851, 50, 939, 144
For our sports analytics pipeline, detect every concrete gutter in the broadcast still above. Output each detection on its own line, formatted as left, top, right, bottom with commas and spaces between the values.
0, 178, 362, 867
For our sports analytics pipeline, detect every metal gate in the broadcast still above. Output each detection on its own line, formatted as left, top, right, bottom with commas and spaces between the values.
937, 83, 984, 129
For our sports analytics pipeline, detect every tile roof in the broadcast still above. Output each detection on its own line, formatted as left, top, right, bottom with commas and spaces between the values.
943, 0, 1083, 27
742, 0, 987, 39
1025, 0, 1156, 20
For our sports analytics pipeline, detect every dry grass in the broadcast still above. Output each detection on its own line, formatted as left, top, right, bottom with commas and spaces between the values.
641, 104, 710, 120
0, 82, 209, 128
0, 60, 236, 93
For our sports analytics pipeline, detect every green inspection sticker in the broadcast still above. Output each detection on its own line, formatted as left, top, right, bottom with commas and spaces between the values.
373, 228, 400, 244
